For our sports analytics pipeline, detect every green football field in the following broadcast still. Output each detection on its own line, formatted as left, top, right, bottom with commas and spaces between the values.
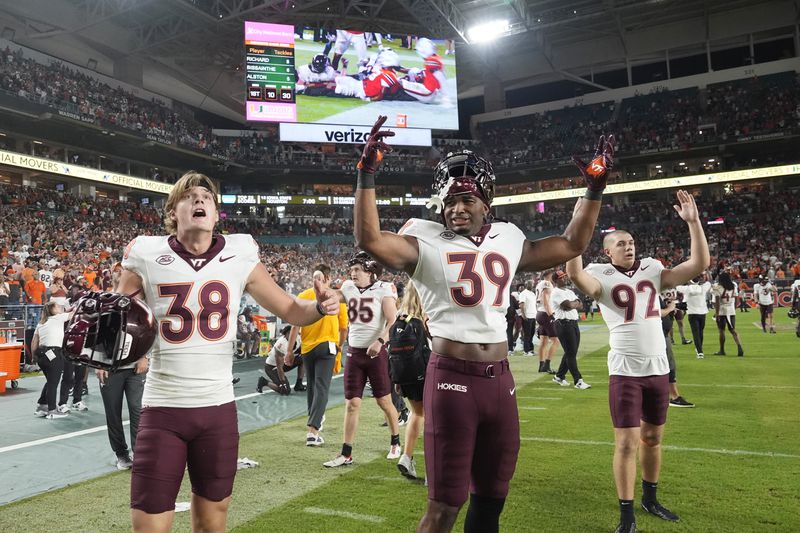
1, 313, 798, 532
293, 37, 457, 125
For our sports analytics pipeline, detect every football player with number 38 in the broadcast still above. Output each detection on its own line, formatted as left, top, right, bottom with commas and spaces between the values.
353, 115, 615, 533
115, 171, 340, 533
566, 189, 710, 533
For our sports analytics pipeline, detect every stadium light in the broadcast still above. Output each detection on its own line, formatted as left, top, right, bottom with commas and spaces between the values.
467, 20, 510, 43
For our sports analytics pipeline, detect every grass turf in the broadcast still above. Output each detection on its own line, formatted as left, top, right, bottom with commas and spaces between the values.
1, 313, 798, 532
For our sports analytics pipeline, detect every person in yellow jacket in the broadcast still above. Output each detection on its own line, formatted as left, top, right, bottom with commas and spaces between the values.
287, 264, 349, 446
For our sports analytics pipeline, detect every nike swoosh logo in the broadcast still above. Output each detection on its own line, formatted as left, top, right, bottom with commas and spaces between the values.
220, 255, 236, 262
509, 387, 516, 396
641, 266, 650, 271
488, 234, 499, 239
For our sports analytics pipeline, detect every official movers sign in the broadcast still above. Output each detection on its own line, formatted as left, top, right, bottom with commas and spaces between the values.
0, 149, 172, 195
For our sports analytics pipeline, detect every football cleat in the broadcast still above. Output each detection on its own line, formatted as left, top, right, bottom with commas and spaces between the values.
306, 433, 324, 447
614, 522, 636, 533
641, 500, 680, 522
552, 376, 570, 387
70, 401, 88, 412
386, 444, 402, 460
116, 454, 133, 470
397, 454, 417, 479
669, 396, 695, 408
575, 379, 592, 390
323, 455, 353, 468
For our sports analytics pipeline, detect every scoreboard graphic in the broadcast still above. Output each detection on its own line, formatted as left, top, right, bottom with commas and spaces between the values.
244, 22, 297, 122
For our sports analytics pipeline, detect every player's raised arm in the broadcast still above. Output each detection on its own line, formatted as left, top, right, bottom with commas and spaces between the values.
245, 264, 340, 325
661, 190, 711, 290
519, 135, 614, 272
354, 115, 419, 273
566, 254, 603, 299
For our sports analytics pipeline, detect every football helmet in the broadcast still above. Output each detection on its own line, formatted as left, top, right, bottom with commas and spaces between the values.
310, 54, 329, 74
63, 292, 156, 370
378, 50, 401, 69
426, 150, 496, 213
416, 38, 436, 58
348, 251, 384, 279
789, 308, 799, 319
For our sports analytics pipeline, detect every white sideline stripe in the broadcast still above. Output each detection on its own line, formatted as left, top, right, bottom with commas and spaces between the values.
518, 406, 547, 410
303, 506, 385, 523
517, 396, 563, 400
366, 475, 407, 482
0, 375, 345, 455
521, 437, 800, 458
679, 383, 800, 389
0, 422, 126, 453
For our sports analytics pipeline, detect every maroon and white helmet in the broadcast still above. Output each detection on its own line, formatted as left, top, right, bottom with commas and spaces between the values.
348, 251, 384, 279
63, 292, 156, 370
426, 150, 496, 213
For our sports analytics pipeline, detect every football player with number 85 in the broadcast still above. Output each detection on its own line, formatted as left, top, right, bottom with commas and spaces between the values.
566, 189, 710, 533
116, 171, 340, 533
354, 116, 615, 533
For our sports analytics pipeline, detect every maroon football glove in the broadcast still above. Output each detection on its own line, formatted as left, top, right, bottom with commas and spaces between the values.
572, 134, 615, 192
357, 115, 395, 174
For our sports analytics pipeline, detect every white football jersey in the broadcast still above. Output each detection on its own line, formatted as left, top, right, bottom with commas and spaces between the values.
122, 234, 260, 408
535, 280, 553, 313
584, 258, 668, 377
792, 279, 800, 298
296, 64, 338, 84
712, 285, 738, 316
753, 282, 775, 305
399, 218, 526, 344
340, 279, 396, 348
38, 270, 53, 288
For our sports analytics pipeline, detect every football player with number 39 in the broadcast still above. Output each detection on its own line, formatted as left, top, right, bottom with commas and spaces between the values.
323, 251, 402, 468
566, 190, 710, 533
116, 171, 340, 533
353, 116, 614, 533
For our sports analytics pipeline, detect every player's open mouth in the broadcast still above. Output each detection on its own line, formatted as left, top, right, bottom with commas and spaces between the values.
193, 208, 206, 218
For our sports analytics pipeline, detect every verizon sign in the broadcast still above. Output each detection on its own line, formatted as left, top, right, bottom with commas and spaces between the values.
279, 123, 432, 147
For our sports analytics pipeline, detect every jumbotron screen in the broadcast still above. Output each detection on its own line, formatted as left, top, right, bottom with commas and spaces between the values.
245, 22, 458, 130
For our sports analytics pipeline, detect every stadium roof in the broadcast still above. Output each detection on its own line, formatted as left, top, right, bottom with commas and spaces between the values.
0, 0, 793, 122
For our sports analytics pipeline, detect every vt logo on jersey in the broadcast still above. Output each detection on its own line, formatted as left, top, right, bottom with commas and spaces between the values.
190, 258, 207, 269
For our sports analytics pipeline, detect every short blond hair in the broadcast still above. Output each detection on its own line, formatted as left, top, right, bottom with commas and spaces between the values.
164, 171, 220, 235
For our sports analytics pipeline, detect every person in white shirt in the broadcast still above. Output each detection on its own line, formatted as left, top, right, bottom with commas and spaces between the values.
676, 275, 712, 358
752, 274, 778, 333
711, 272, 744, 356
549, 271, 590, 389
535, 272, 559, 372
31, 301, 72, 418
517, 280, 537, 356
567, 189, 709, 533
257, 324, 301, 395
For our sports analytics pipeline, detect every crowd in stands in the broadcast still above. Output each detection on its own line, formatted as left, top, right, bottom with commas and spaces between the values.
5, 43, 800, 179
1, 178, 796, 322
